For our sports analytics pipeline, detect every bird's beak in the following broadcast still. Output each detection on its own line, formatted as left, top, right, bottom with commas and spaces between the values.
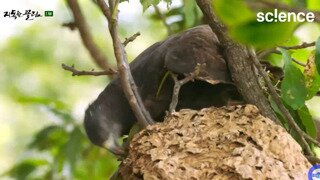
102, 135, 126, 157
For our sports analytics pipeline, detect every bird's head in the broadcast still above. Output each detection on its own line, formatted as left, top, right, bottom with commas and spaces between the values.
84, 102, 125, 156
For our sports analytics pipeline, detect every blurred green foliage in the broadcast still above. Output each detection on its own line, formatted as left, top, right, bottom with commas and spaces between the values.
213, 0, 320, 141
214, 0, 297, 48
148, 0, 202, 33
0, 0, 179, 179
0, 22, 120, 179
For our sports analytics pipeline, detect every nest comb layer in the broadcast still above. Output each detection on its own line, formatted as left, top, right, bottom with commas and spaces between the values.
120, 105, 311, 180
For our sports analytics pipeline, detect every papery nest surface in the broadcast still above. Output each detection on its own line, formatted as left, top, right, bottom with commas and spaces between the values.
120, 105, 311, 180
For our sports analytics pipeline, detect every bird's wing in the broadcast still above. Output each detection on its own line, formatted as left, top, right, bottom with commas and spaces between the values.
163, 25, 233, 85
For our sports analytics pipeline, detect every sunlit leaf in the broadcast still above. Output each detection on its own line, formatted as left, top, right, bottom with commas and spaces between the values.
230, 21, 296, 48
307, 0, 320, 10
214, 0, 255, 27
214, 0, 297, 48
298, 105, 317, 138
304, 53, 320, 99
280, 48, 307, 109
315, 36, 320, 74
183, 0, 198, 28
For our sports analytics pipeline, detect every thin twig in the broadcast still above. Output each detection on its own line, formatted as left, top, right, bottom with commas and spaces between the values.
279, 42, 316, 50
66, 0, 116, 73
292, 58, 307, 66
258, 49, 307, 66
303, 130, 320, 147
153, 4, 173, 36
62, 21, 77, 31
123, 32, 141, 46
257, 49, 279, 59
169, 64, 203, 113
249, 49, 315, 156
258, 42, 316, 59
95, 0, 111, 18
62, 63, 116, 76
96, 0, 154, 127
306, 155, 320, 165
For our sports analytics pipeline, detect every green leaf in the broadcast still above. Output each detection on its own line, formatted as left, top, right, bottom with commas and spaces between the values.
65, 127, 85, 173
315, 36, 320, 74
5, 159, 49, 179
268, 95, 287, 127
230, 21, 296, 48
214, 0, 255, 27
280, 48, 307, 109
140, 0, 160, 11
77, 147, 119, 179
298, 105, 317, 138
28, 125, 68, 151
183, 0, 198, 28
305, 53, 320, 99
17, 96, 68, 110
307, 0, 320, 10
149, 7, 182, 20
17, 96, 74, 123
307, 74, 320, 99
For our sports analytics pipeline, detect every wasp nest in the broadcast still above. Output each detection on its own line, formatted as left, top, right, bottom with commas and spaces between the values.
120, 105, 311, 180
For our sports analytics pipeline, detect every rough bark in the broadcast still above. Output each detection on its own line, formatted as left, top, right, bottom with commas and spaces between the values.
196, 0, 279, 122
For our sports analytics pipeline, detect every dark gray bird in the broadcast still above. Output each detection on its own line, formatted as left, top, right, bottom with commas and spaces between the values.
84, 25, 243, 155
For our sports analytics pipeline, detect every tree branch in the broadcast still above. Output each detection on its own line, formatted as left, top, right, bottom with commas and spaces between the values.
258, 48, 307, 67
249, 49, 314, 156
169, 64, 203, 113
62, 63, 116, 76
66, 0, 116, 73
279, 41, 316, 50
259, 42, 316, 59
195, 0, 320, 158
122, 32, 141, 46
96, 0, 154, 127
306, 155, 320, 165
291, 58, 307, 67
196, 0, 279, 123
62, 21, 77, 31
